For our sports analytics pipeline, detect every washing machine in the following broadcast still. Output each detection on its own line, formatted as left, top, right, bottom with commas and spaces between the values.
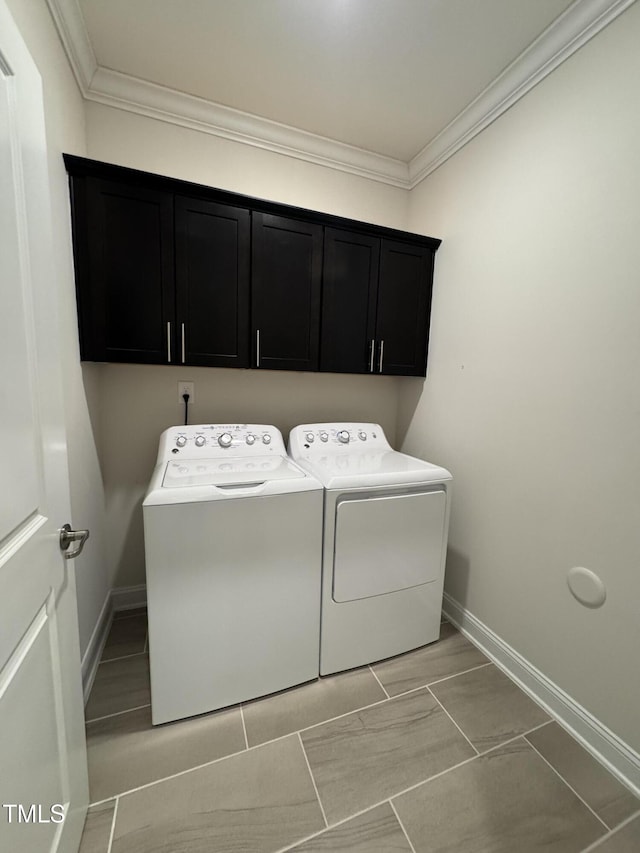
289, 423, 452, 675
143, 424, 323, 724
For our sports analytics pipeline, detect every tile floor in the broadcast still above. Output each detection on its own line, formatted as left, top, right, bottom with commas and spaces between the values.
79, 610, 639, 853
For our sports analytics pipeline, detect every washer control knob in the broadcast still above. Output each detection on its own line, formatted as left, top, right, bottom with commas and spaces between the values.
305, 432, 315, 443
358, 431, 367, 441
194, 435, 206, 447
337, 430, 350, 444
320, 432, 329, 442
218, 433, 233, 448
246, 434, 256, 445
262, 433, 272, 445
175, 435, 187, 448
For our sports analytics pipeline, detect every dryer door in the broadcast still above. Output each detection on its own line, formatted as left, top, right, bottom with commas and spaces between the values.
333, 490, 446, 602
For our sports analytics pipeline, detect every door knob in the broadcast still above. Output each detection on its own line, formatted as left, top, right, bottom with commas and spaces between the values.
59, 524, 90, 560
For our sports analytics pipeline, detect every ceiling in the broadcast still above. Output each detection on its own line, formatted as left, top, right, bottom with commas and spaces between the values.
49, 0, 632, 186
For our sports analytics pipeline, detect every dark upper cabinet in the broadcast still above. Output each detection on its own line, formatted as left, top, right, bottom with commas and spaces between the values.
375, 240, 435, 376
73, 176, 174, 363
175, 197, 250, 368
320, 228, 379, 374
320, 230, 435, 376
65, 156, 441, 376
251, 213, 323, 372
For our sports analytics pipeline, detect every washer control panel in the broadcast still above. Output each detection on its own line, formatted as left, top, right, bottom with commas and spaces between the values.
289, 423, 391, 456
157, 424, 285, 463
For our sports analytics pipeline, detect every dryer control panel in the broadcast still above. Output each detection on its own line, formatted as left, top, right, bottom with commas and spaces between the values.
157, 424, 286, 462
289, 423, 391, 457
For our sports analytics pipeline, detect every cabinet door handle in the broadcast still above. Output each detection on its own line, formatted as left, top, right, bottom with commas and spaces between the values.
378, 339, 385, 373
167, 322, 171, 363
256, 329, 260, 367
181, 323, 186, 364
369, 339, 375, 373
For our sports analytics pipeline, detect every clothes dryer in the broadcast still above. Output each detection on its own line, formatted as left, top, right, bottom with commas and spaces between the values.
289, 423, 452, 675
143, 424, 322, 724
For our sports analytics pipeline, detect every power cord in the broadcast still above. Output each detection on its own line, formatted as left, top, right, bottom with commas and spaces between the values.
183, 392, 190, 426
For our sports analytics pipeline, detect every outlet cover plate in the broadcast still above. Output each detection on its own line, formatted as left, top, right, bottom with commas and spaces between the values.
178, 380, 194, 404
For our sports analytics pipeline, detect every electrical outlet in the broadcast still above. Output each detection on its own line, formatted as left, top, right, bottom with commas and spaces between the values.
178, 381, 195, 405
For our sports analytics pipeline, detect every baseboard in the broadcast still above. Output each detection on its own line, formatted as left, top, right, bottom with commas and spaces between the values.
81, 584, 148, 703
442, 592, 640, 797
81, 590, 112, 704
110, 583, 147, 614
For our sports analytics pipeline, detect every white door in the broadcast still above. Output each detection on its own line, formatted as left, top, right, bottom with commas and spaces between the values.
0, 2, 89, 852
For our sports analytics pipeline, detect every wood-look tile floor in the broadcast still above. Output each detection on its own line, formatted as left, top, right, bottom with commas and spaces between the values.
79, 611, 640, 853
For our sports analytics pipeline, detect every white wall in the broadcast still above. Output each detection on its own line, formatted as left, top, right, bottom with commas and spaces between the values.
399, 3, 640, 753
84, 104, 409, 589
5, 0, 111, 661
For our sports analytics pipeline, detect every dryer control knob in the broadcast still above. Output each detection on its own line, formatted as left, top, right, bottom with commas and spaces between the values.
337, 430, 350, 444
246, 434, 256, 445
262, 433, 272, 445
305, 432, 315, 442
358, 431, 367, 441
218, 433, 233, 448
194, 435, 206, 447
320, 432, 329, 442
175, 435, 187, 447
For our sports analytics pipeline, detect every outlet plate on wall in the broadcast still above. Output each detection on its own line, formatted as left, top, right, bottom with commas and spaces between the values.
178, 381, 194, 404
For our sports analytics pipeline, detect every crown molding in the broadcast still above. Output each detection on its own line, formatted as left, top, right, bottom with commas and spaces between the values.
46, 0, 637, 189
408, 0, 638, 187
45, 0, 96, 92
86, 67, 410, 188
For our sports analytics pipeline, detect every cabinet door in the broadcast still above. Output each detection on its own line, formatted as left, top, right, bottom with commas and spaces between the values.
252, 213, 323, 371
175, 197, 250, 367
80, 177, 174, 363
375, 239, 435, 376
320, 228, 379, 374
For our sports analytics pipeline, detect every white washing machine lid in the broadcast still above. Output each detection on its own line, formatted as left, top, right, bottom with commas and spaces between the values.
144, 455, 319, 506
162, 455, 305, 488
293, 449, 452, 490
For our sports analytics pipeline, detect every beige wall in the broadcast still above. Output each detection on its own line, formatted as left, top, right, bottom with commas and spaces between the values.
399, 3, 640, 752
84, 104, 409, 589
85, 103, 409, 229
5, 0, 111, 660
